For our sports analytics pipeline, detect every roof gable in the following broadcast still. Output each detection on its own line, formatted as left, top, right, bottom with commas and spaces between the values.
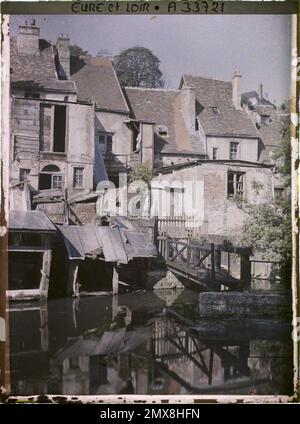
183, 75, 259, 138
70, 56, 129, 112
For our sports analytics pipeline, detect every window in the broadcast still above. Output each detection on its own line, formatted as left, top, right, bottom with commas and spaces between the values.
260, 114, 270, 125
170, 187, 185, 216
157, 126, 168, 137
24, 92, 40, 99
210, 106, 220, 115
19, 168, 30, 182
274, 187, 284, 199
230, 142, 239, 160
52, 175, 63, 189
212, 148, 218, 160
53, 105, 66, 152
228, 171, 244, 197
39, 164, 63, 190
195, 118, 199, 131
98, 133, 113, 154
73, 167, 84, 189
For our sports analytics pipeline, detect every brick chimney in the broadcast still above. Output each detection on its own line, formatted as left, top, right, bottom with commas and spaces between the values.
17, 19, 40, 55
232, 70, 242, 110
181, 85, 196, 133
56, 34, 70, 79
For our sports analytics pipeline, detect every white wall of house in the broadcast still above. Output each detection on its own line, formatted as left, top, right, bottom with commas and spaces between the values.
95, 111, 132, 157
153, 162, 273, 237
206, 136, 259, 162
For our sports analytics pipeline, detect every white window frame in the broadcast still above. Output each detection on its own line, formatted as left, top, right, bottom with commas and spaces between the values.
73, 167, 84, 189
98, 132, 113, 154
230, 142, 239, 160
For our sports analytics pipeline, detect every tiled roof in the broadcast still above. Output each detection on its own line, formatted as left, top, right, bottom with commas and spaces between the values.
71, 56, 129, 112
242, 91, 275, 108
124, 87, 201, 154
183, 75, 259, 138
10, 37, 75, 93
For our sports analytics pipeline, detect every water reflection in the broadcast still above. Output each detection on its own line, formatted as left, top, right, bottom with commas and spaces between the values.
9, 290, 293, 396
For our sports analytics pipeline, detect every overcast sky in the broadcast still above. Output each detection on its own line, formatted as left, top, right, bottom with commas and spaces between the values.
11, 14, 292, 104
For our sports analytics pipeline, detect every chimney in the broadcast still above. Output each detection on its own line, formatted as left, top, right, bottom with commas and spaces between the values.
258, 83, 263, 99
56, 34, 70, 79
231, 70, 242, 110
17, 19, 40, 55
181, 85, 196, 133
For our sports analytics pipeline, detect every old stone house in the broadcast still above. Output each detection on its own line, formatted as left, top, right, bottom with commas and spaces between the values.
9, 21, 283, 239
9, 21, 151, 219
124, 73, 281, 236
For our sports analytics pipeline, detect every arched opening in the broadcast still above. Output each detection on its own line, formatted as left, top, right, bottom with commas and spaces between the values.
39, 164, 63, 190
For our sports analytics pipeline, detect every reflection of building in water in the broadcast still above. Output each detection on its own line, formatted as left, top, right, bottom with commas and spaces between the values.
9, 303, 49, 395
9, 294, 293, 396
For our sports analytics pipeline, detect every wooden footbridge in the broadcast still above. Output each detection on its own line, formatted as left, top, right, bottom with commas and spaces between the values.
158, 235, 252, 291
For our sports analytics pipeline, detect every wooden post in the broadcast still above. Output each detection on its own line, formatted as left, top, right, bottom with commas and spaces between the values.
112, 264, 119, 295
39, 236, 52, 300
240, 254, 251, 290
210, 243, 215, 284
215, 249, 221, 272
67, 261, 79, 297
40, 303, 49, 352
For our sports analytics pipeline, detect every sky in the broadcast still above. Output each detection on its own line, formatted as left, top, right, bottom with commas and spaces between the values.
11, 14, 292, 104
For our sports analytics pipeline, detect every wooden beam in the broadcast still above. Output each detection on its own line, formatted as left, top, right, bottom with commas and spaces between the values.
240, 254, 251, 289
39, 237, 52, 300
112, 265, 119, 295
67, 261, 79, 297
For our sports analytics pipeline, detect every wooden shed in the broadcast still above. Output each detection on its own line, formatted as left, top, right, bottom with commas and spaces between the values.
8, 210, 57, 301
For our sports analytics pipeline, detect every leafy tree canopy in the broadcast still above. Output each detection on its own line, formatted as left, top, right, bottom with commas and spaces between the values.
240, 113, 291, 283
113, 47, 165, 88
69, 44, 89, 57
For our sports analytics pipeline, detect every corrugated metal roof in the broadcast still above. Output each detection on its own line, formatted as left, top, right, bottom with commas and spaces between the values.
9, 210, 57, 232
58, 221, 157, 263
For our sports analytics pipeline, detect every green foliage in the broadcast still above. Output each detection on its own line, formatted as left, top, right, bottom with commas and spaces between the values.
241, 116, 291, 283
129, 163, 153, 186
113, 47, 165, 88
69, 44, 89, 57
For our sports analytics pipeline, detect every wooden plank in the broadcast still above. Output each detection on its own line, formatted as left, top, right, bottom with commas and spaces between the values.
112, 265, 119, 295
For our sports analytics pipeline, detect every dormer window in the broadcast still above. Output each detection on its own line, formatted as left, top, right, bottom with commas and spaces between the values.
260, 114, 271, 125
210, 106, 220, 115
157, 125, 168, 137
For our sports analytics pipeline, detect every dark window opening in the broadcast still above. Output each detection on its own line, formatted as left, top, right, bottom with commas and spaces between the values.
39, 164, 63, 190
53, 105, 66, 152
260, 114, 270, 125
132, 124, 140, 152
212, 148, 218, 160
210, 106, 220, 115
19, 233, 42, 247
24, 92, 40, 99
228, 171, 244, 198
157, 126, 168, 137
195, 118, 199, 131
9, 252, 43, 290
19, 168, 30, 182
274, 187, 284, 199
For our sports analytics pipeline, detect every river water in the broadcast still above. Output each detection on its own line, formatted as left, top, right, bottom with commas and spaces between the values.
8, 289, 293, 396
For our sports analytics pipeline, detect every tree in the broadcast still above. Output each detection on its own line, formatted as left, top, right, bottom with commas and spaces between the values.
113, 47, 165, 88
129, 162, 153, 187
240, 112, 292, 284
69, 44, 89, 57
